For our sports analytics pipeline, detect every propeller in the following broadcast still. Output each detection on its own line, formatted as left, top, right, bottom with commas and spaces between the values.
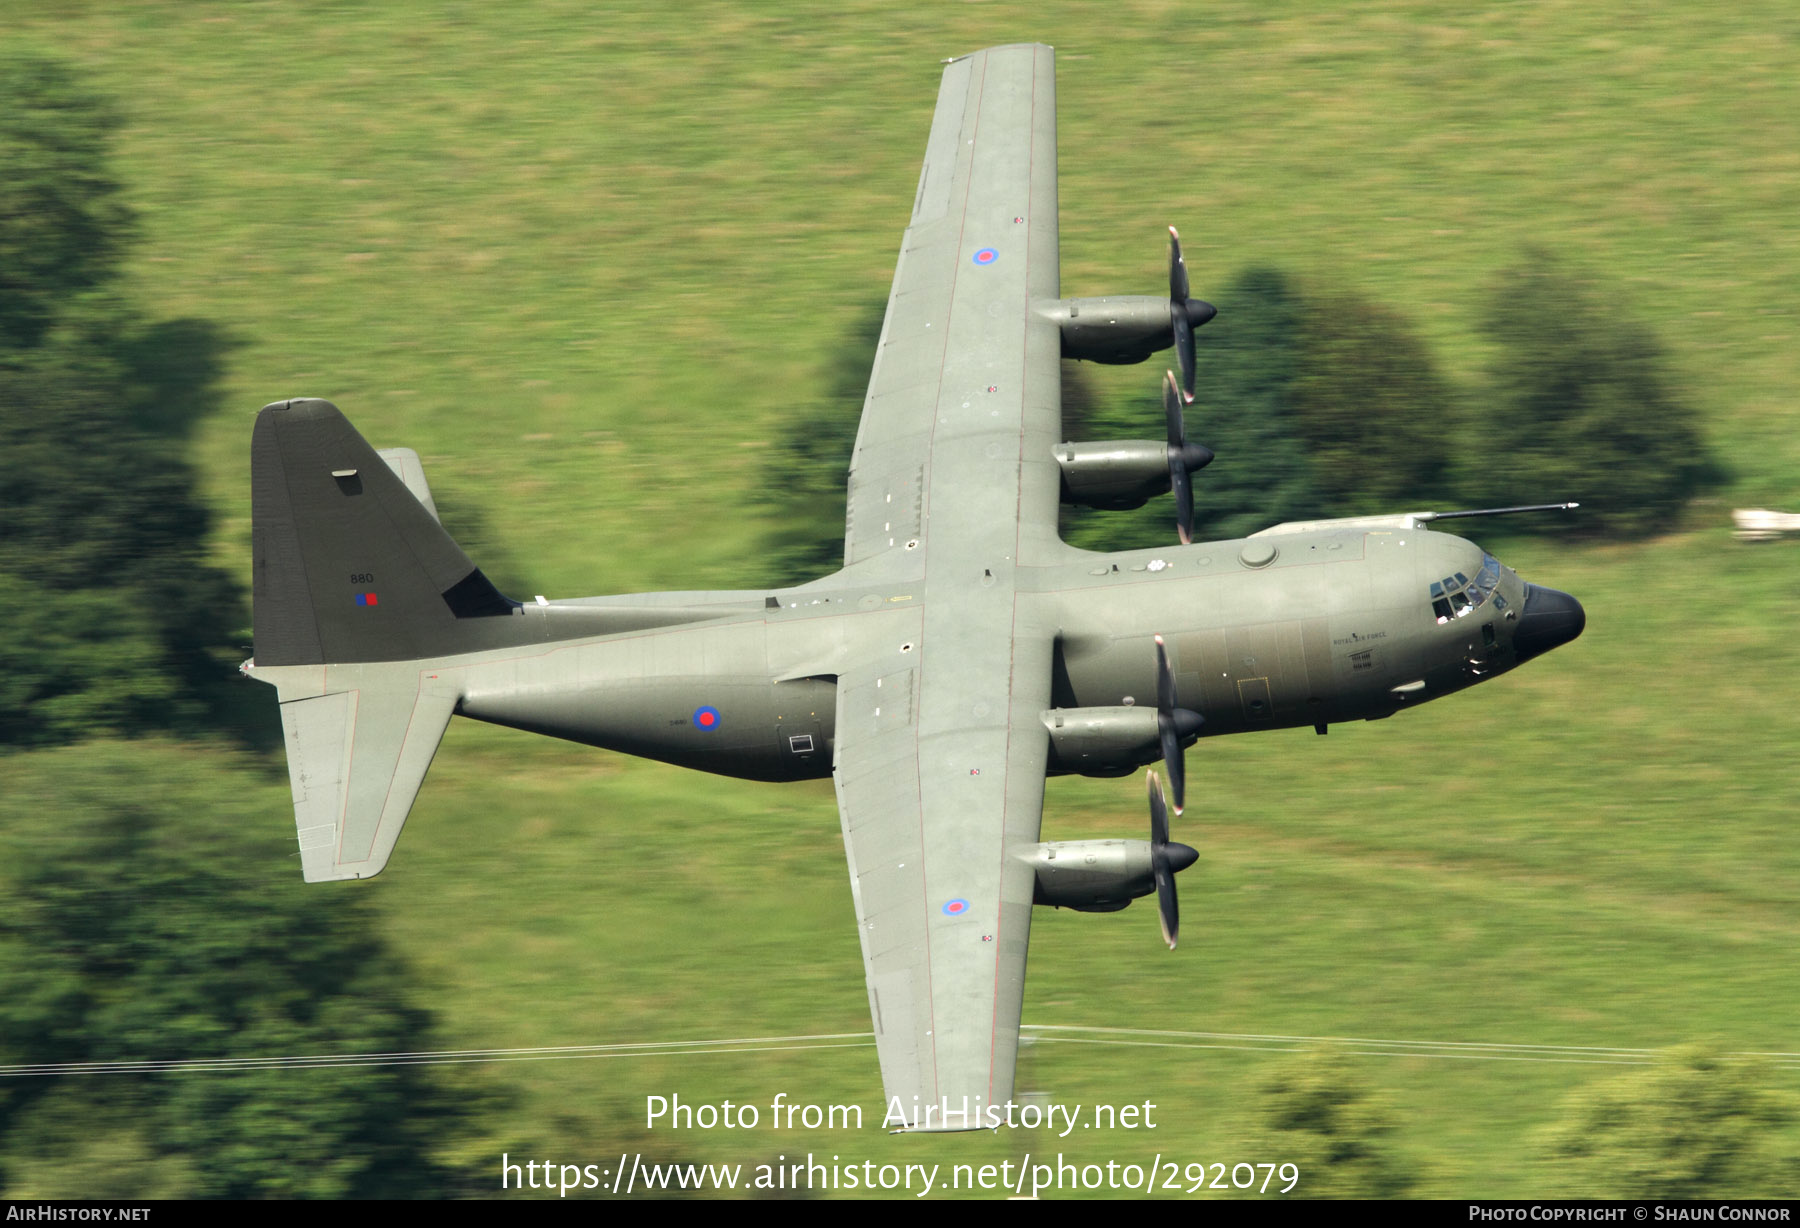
1168, 227, 1217, 400
1154, 634, 1205, 814
1147, 770, 1200, 949
1162, 371, 1214, 546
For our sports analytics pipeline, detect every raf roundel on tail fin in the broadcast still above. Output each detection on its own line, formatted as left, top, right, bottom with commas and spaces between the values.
249, 398, 537, 882
251, 398, 524, 666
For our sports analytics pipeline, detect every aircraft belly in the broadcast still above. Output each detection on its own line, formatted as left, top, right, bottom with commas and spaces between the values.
451, 621, 837, 781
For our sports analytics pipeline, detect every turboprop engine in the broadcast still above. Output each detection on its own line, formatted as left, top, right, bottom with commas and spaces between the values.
1021, 773, 1199, 949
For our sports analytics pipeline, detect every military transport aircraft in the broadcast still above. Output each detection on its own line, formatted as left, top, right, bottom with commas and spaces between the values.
245, 43, 1584, 1132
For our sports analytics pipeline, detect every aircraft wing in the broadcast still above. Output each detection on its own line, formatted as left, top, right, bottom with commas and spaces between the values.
843, 43, 1063, 575
833, 43, 1064, 1130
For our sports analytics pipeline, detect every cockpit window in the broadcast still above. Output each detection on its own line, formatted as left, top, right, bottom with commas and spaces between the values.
1430, 554, 1502, 624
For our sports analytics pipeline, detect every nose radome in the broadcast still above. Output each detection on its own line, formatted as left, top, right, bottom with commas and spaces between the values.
1514, 584, 1586, 662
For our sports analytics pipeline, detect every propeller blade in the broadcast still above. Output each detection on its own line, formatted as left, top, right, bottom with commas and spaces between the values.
1162, 370, 1187, 449
1168, 226, 1190, 303
1163, 370, 1197, 546
1174, 311, 1196, 400
1168, 228, 1206, 397
1158, 711, 1185, 814
1154, 634, 1176, 713
1147, 770, 1182, 949
1172, 462, 1194, 547
1155, 836, 1200, 950
1156, 858, 1179, 949
1153, 634, 1203, 812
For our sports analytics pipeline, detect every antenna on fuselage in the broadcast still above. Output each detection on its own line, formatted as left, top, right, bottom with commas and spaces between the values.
1417, 502, 1580, 523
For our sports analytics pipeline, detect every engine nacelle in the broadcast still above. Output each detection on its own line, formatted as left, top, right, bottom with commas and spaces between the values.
1042, 706, 1162, 775
1038, 295, 1172, 366
1053, 440, 1171, 510
1018, 839, 1157, 912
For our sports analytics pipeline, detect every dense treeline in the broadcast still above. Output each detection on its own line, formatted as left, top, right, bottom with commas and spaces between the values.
1064, 259, 1715, 550
0, 53, 252, 749
0, 54, 479, 1197
1063, 266, 1455, 549
1536, 1046, 1800, 1198
1475, 252, 1717, 538
762, 259, 1714, 571
0, 745, 482, 1197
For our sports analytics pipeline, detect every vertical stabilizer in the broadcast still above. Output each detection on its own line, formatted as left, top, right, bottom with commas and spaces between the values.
252, 398, 522, 666
250, 397, 523, 880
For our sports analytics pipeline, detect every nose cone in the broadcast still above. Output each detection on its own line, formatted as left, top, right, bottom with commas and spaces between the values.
1164, 842, 1200, 875
1513, 584, 1586, 662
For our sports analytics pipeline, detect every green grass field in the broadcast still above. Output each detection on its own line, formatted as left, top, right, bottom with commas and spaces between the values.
11, 0, 1800, 1198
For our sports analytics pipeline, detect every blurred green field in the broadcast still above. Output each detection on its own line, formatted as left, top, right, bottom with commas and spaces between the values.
12, 0, 1800, 1198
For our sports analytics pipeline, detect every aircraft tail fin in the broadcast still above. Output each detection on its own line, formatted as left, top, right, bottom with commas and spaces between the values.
252, 397, 525, 667
251, 397, 537, 881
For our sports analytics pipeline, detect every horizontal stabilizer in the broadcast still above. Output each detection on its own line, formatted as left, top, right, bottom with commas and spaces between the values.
279, 678, 455, 882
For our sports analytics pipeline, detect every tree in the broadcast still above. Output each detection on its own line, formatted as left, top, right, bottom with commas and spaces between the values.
1065, 267, 1456, 552
1288, 287, 1456, 516
1477, 251, 1713, 538
0, 743, 482, 1197
757, 303, 884, 586
0, 54, 250, 749
1062, 266, 1311, 551
1538, 1046, 1800, 1199
0, 53, 133, 350
1242, 1047, 1416, 1199
768, 269, 1464, 563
